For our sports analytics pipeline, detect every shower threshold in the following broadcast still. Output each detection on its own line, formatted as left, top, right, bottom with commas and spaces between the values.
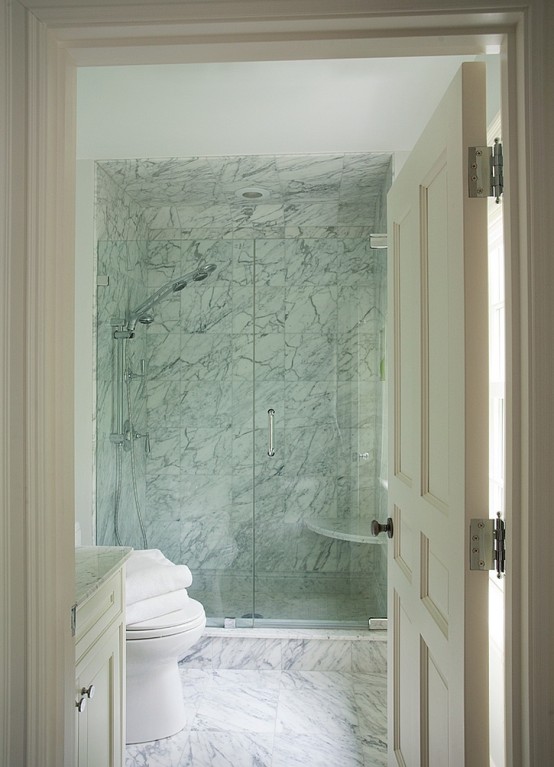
207, 617, 379, 632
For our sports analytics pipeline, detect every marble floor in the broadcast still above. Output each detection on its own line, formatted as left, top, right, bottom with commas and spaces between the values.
125, 665, 387, 767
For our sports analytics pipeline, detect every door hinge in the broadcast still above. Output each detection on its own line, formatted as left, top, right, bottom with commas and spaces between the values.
470, 513, 506, 578
468, 139, 504, 203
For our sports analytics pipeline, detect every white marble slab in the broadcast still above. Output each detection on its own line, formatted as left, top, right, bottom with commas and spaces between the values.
75, 545, 133, 605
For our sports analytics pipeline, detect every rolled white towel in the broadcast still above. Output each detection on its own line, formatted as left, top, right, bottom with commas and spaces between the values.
126, 588, 190, 626
126, 549, 193, 606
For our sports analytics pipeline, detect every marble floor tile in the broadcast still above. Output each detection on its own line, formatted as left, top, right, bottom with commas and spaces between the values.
126, 660, 388, 767
276, 671, 359, 738
125, 725, 191, 767
178, 732, 273, 767
272, 731, 365, 767
192, 669, 281, 733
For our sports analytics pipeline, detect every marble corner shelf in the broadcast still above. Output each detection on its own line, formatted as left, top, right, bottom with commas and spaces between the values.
304, 517, 385, 544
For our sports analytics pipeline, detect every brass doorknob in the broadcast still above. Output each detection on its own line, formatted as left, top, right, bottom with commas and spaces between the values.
371, 517, 394, 538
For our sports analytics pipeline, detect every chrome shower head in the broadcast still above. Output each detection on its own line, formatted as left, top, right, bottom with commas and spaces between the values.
125, 264, 217, 332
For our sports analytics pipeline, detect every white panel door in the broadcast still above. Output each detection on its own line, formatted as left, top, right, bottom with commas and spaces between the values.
387, 62, 489, 766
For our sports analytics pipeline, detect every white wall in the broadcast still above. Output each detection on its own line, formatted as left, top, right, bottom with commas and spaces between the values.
76, 56, 476, 159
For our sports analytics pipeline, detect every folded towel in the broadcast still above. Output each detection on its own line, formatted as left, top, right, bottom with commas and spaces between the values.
126, 549, 193, 606
126, 588, 190, 625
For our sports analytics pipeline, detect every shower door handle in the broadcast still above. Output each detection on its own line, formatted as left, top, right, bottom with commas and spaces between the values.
267, 409, 275, 457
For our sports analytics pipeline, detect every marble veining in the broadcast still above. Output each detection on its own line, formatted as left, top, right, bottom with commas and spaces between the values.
94, 151, 391, 626
126, 652, 387, 766
75, 545, 132, 605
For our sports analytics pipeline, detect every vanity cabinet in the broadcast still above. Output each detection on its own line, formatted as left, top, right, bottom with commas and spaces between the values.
75, 565, 126, 767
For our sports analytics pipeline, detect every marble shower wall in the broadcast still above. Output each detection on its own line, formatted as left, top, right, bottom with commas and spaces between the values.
95, 153, 391, 621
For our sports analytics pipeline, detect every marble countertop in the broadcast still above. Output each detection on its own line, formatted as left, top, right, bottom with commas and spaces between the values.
75, 545, 133, 606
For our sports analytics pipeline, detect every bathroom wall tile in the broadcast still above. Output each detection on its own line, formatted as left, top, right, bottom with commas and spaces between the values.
179, 381, 233, 429
285, 225, 373, 240
253, 239, 286, 286
231, 203, 285, 229
180, 285, 233, 334
338, 286, 377, 335
284, 475, 337, 523
174, 203, 233, 230
351, 639, 387, 675
284, 332, 337, 382
276, 154, 343, 200
144, 239, 181, 279
181, 333, 233, 382
146, 427, 181, 476
339, 240, 379, 286
210, 155, 281, 199
210, 640, 282, 670
285, 285, 337, 335
146, 330, 181, 380
284, 201, 339, 227
284, 381, 336, 428
181, 425, 233, 476
146, 379, 180, 429
285, 424, 338, 476
338, 201, 376, 228
232, 240, 254, 286
285, 238, 342, 285
179, 732, 273, 767
282, 639, 352, 671
253, 333, 285, 381
143, 205, 181, 231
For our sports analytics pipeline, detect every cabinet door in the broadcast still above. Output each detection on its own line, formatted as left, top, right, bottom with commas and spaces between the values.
76, 623, 124, 767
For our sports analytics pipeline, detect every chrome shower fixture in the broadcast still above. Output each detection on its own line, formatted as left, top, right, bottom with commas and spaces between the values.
125, 264, 216, 332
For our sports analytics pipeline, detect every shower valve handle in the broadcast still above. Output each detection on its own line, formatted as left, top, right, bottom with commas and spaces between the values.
133, 431, 151, 454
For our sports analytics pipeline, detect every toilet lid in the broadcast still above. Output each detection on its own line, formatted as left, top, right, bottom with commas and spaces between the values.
127, 596, 205, 633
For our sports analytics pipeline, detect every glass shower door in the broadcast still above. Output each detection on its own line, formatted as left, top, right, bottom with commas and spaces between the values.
252, 233, 388, 627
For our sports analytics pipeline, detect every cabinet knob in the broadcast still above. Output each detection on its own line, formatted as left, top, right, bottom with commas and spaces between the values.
76, 697, 87, 713
81, 684, 95, 700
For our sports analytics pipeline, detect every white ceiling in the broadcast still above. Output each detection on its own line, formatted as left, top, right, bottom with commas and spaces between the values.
76, 56, 479, 160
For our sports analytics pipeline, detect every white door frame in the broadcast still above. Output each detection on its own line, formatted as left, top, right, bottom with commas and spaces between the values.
2, 1, 552, 765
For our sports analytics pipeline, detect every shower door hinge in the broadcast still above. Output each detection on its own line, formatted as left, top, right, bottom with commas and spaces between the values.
369, 618, 388, 631
468, 139, 504, 203
469, 513, 506, 578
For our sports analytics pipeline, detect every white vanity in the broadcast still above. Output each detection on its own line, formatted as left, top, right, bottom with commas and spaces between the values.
75, 546, 132, 767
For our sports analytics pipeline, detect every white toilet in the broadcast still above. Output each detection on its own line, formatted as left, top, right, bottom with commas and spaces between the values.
125, 588, 206, 743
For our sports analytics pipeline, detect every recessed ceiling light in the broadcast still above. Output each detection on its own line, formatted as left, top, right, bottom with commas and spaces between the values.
235, 186, 271, 201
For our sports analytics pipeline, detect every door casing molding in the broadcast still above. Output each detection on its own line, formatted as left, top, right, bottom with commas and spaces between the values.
2, 1, 551, 764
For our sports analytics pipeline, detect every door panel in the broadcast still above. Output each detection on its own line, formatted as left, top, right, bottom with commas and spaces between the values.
387, 62, 489, 766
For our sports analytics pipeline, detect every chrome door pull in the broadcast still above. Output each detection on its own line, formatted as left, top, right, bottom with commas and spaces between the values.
268, 409, 275, 457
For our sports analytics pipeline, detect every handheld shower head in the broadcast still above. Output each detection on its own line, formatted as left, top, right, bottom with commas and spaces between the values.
125, 264, 217, 332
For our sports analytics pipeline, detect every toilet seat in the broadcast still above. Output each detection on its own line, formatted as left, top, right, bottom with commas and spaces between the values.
127, 597, 205, 640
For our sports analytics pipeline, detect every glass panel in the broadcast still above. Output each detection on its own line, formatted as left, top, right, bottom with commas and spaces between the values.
94, 162, 255, 624
94, 153, 390, 629
253, 154, 391, 626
